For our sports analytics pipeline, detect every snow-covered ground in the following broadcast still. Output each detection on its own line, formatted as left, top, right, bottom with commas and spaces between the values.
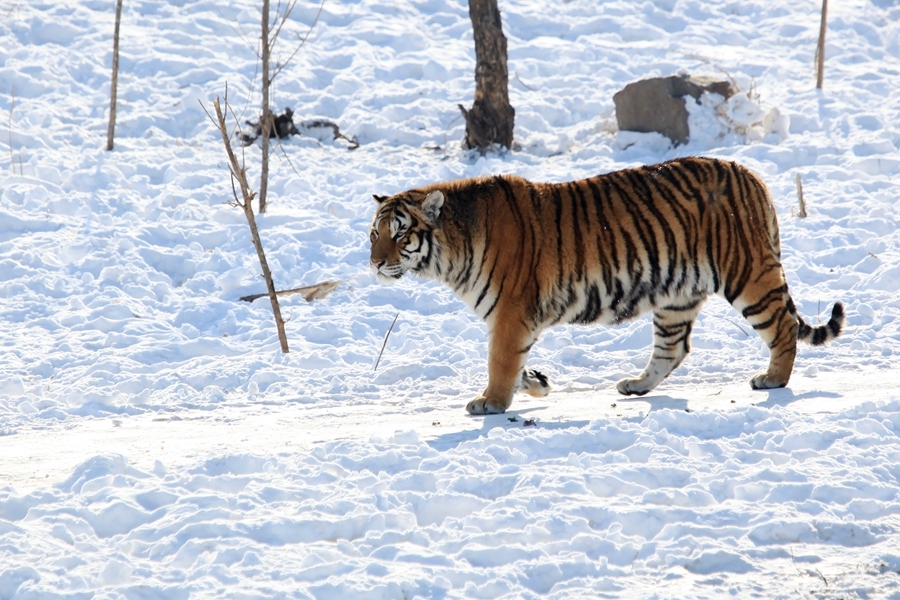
2, 0, 900, 597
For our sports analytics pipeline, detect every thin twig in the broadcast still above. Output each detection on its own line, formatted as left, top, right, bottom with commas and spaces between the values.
268, 0, 299, 55
271, 0, 325, 83
276, 135, 304, 178
374, 312, 400, 372
259, 0, 324, 213
790, 546, 803, 576
214, 8, 264, 124
709, 314, 750, 338
216, 6, 258, 56
791, 546, 829, 587
514, 71, 538, 91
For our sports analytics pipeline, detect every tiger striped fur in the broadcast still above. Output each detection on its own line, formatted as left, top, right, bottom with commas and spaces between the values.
369, 157, 844, 415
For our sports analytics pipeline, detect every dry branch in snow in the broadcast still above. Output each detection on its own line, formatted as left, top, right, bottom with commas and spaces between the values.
239, 280, 342, 303
204, 94, 290, 353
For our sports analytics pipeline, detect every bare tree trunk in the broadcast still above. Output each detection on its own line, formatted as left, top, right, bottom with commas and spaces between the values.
211, 97, 289, 353
816, 0, 828, 89
106, 0, 124, 151
459, 0, 514, 151
259, 0, 273, 214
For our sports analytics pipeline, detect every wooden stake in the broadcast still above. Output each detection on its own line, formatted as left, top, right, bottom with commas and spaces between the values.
816, 0, 827, 90
106, 0, 124, 151
461, 0, 515, 151
794, 173, 808, 218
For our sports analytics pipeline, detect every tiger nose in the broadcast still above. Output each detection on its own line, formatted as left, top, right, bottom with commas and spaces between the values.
371, 257, 385, 269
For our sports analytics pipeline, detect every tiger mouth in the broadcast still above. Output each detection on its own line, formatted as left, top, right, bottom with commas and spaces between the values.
376, 264, 405, 280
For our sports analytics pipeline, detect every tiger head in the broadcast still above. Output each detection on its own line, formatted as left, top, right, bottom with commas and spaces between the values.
369, 189, 444, 283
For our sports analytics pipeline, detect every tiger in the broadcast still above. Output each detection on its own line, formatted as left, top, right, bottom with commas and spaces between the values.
368, 156, 845, 415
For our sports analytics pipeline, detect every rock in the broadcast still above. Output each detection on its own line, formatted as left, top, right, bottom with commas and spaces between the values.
613, 74, 735, 146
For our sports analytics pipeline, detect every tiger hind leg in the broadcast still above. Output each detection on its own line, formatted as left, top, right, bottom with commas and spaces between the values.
736, 283, 798, 390
742, 288, 845, 390
617, 300, 704, 396
519, 368, 551, 397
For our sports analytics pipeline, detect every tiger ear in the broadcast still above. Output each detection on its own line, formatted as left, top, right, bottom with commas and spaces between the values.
373, 194, 388, 203
423, 190, 444, 223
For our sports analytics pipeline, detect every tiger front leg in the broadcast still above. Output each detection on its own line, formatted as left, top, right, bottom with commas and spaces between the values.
466, 314, 538, 415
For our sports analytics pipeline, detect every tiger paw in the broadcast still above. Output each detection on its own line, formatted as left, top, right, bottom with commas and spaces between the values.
749, 373, 788, 390
615, 377, 652, 396
466, 396, 510, 415
519, 369, 551, 398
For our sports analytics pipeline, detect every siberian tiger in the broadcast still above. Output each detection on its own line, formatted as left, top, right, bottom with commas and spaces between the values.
368, 157, 844, 415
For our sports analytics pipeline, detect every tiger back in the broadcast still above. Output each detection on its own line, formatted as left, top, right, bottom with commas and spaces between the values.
369, 157, 844, 415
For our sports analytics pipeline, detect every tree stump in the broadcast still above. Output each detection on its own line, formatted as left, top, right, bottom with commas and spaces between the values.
459, 0, 515, 151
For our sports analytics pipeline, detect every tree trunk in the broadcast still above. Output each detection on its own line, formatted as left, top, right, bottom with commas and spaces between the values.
106, 0, 124, 151
259, 0, 272, 213
460, 0, 514, 151
816, 0, 828, 89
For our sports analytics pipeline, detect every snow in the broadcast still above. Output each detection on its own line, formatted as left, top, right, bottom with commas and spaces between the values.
1, 0, 900, 597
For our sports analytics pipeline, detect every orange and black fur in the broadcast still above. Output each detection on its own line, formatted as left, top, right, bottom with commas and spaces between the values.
369, 157, 844, 415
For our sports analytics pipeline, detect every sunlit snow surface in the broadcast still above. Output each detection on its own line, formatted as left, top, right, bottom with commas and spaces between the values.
2, 0, 900, 597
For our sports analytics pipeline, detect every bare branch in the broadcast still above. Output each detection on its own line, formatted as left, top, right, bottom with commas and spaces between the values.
211, 93, 289, 353
229, 172, 243, 208
214, 5, 258, 56
271, 0, 324, 83
374, 312, 400, 372
268, 0, 299, 52
514, 71, 538, 91
212, 97, 255, 207
275, 135, 304, 179
240, 279, 342, 303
